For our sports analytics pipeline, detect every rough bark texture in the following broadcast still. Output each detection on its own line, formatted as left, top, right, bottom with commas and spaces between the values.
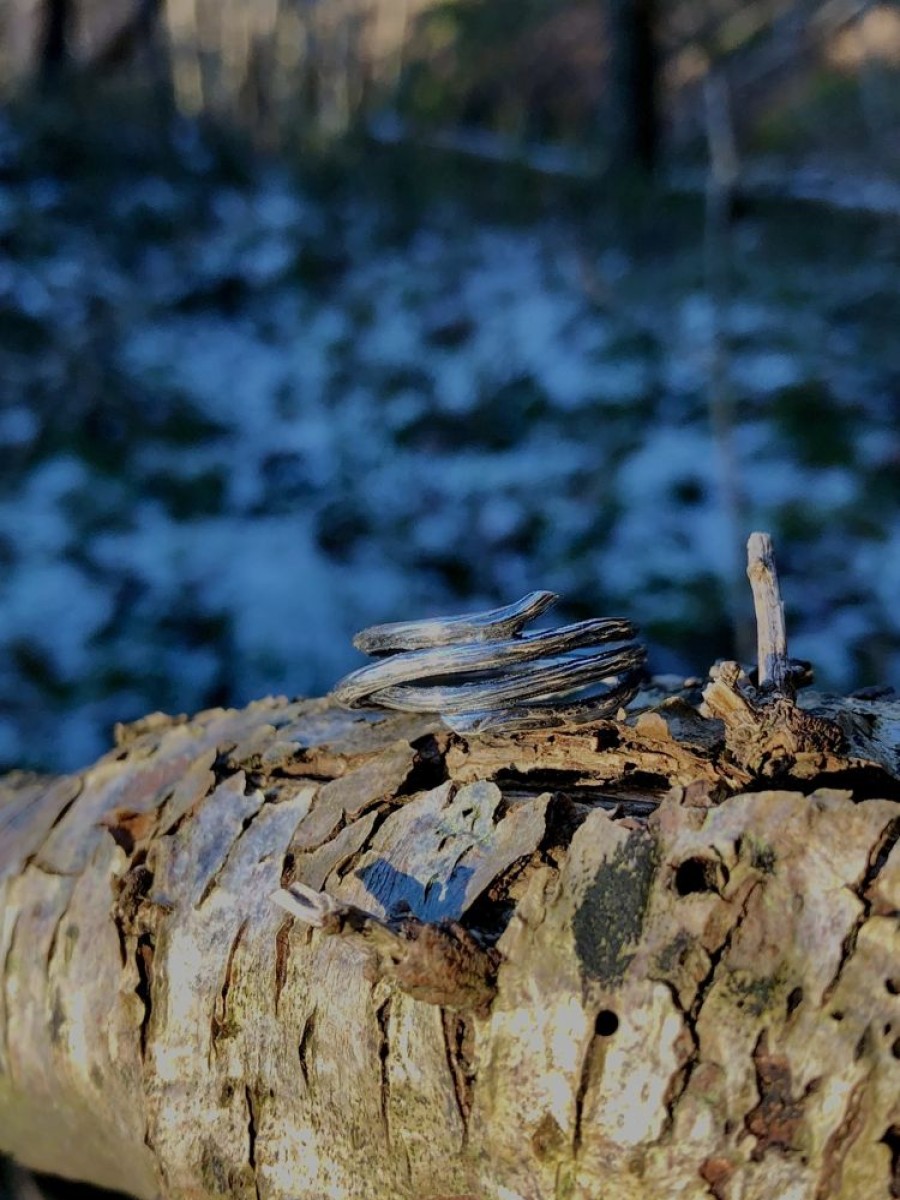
1, 679, 899, 1200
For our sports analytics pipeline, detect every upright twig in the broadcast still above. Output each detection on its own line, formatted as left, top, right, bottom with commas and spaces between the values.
746, 531, 792, 696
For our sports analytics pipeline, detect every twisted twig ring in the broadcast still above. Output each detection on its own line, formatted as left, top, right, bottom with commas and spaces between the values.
333, 591, 646, 734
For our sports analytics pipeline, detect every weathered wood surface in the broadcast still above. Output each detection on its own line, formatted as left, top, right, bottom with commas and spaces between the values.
1, 675, 899, 1200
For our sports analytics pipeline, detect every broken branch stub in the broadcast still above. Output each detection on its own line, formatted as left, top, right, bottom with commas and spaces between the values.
702, 534, 849, 776
746, 530, 792, 695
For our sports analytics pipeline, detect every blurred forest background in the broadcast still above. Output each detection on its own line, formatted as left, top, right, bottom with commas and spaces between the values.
1, 0, 900, 776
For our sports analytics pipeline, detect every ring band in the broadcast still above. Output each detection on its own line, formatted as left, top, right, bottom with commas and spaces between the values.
334, 592, 646, 734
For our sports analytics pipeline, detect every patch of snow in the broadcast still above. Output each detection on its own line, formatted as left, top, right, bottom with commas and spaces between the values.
27, 178, 64, 211
0, 557, 112, 680
432, 354, 479, 414
591, 358, 652, 405
855, 530, 900, 631
743, 458, 858, 511
731, 350, 802, 396
855, 425, 900, 468
678, 294, 715, 343
603, 426, 733, 596
90, 509, 411, 699
725, 301, 775, 338
6, 267, 54, 320
0, 457, 88, 556
0, 405, 38, 447
791, 606, 872, 688
478, 494, 528, 542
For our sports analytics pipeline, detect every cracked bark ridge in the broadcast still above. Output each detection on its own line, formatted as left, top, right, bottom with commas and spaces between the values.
0, 680, 899, 1199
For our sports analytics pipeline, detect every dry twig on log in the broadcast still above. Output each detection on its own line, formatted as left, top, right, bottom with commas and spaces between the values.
746, 530, 792, 695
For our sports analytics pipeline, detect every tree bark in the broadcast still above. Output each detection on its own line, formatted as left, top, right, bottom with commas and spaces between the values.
1, 668, 899, 1198
608, 0, 660, 173
38, 0, 72, 83
88, 0, 163, 75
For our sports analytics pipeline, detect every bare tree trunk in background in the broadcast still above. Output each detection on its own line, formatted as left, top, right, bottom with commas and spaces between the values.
608, 0, 660, 173
2, 537, 900, 1199
90, 0, 163, 74
39, 0, 72, 83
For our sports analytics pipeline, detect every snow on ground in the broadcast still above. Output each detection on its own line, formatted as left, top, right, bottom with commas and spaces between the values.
0, 157, 898, 771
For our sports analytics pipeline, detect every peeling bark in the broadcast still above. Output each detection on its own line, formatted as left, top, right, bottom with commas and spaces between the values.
0, 675, 898, 1200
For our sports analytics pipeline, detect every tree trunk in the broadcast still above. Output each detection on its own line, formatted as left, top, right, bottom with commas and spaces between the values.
608, 0, 660, 173
88, 0, 163, 75
38, 0, 72, 83
1, 664, 899, 1199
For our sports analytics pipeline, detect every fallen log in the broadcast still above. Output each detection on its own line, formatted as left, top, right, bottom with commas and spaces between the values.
1, 535, 899, 1200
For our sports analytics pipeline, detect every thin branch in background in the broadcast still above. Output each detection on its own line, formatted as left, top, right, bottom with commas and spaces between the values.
703, 66, 753, 665
387, 0, 411, 102
330, 8, 353, 136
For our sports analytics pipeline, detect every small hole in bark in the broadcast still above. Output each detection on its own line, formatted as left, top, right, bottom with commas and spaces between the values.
397, 734, 448, 796
887, 978, 900, 995
831, 1010, 845, 1022
786, 986, 803, 1016
855, 1028, 872, 1061
881, 1124, 900, 1198
594, 727, 620, 750
885, 1023, 893, 1036
595, 1010, 619, 1037
673, 856, 726, 896
281, 852, 296, 887
892, 1038, 900, 1060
